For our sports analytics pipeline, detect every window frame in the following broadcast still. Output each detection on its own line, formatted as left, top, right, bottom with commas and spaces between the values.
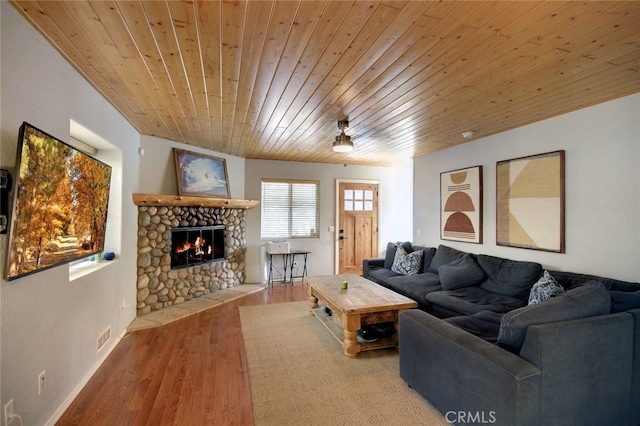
260, 179, 320, 240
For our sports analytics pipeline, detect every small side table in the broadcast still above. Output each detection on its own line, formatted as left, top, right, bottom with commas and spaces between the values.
287, 250, 310, 284
266, 249, 310, 286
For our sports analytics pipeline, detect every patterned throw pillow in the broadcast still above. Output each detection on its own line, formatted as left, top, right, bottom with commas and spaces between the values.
528, 270, 565, 305
391, 246, 424, 276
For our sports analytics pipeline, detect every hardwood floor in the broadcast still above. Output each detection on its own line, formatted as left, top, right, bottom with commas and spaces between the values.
56, 284, 308, 425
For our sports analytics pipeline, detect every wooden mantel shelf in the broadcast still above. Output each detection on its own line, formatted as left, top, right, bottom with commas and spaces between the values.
133, 193, 259, 209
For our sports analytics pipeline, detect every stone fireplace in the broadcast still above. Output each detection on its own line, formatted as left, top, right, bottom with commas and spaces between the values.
134, 194, 258, 316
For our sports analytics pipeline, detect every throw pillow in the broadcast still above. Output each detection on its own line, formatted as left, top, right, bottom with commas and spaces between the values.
438, 254, 485, 290
528, 270, 564, 305
421, 246, 437, 273
411, 246, 437, 273
427, 245, 468, 273
383, 241, 413, 269
391, 246, 424, 276
497, 281, 611, 353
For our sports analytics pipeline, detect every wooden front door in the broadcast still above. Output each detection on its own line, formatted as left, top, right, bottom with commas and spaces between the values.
338, 182, 378, 274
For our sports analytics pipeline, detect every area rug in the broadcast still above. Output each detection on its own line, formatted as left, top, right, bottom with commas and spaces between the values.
239, 301, 447, 425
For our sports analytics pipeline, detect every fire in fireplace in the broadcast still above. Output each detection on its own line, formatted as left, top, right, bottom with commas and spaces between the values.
170, 225, 225, 269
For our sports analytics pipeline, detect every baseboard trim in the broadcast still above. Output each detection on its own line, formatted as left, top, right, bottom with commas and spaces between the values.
45, 329, 125, 425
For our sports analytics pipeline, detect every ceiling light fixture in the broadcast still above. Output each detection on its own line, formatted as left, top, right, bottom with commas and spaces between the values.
462, 131, 475, 139
332, 118, 353, 152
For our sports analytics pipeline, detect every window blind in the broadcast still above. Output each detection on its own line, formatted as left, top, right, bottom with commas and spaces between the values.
261, 180, 319, 239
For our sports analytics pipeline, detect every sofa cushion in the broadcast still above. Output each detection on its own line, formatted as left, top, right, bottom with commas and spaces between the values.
369, 267, 402, 285
417, 246, 437, 273
383, 241, 413, 269
497, 281, 611, 353
387, 272, 442, 305
438, 254, 485, 290
391, 246, 423, 276
549, 270, 640, 292
528, 270, 564, 305
601, 278, 640, 292
444, 310, 504, 343
610, 290, 640, 313
426, 287, 526, 316
427, 245, 468, 273
547, 270, 603, 291
477, 255, 542, 299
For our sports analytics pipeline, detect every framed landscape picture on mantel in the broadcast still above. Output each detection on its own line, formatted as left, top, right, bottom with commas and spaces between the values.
173, 148, 231, 198
496, 150, 565, 253
440, 165, 483, 244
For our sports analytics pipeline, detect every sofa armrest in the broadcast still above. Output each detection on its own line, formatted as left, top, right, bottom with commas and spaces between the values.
362, 257, 385, 279
399, 310, 541, 425
627, 308, 640, 426
519, 313, 634, 426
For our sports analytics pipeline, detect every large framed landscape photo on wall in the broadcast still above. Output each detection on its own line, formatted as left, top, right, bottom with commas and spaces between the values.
440, 165, 483, 244
173, 148, 231, 198
496, 150, 565, 253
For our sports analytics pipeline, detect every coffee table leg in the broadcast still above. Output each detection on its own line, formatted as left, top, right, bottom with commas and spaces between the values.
343, 314, 361, 358
308, 286, 318, 313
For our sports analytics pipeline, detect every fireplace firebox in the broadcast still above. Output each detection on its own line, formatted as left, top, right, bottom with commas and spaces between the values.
170, 225, 225, 269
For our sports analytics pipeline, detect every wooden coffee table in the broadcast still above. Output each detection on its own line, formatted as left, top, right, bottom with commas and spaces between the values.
306, 274, 418, 358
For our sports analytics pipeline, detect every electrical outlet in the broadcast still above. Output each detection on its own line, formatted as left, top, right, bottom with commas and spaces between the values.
38, 371, 46, 394
4, 399, 14, 426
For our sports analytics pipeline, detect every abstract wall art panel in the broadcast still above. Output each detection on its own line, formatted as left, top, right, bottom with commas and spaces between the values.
440, 166, 483, 244
496, 150, 565, 252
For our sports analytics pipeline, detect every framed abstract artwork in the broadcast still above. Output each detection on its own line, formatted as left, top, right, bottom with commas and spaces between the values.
173, 148, 231, 198
440, 166, 483, 244
496, 150, 565, 253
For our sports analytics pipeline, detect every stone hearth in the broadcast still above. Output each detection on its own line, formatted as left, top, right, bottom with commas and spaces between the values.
135, 197, 254, 316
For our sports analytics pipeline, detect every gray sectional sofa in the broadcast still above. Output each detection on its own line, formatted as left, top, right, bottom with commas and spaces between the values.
363, 242, 640, 426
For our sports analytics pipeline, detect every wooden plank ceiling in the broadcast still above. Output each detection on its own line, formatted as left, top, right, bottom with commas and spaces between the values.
10, 0, 640, 166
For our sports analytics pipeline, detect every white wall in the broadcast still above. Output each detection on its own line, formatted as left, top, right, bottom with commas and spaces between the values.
139, 135, 245, 199
244, 158, 413, 283
414, 93, 640, 282
1, 4, 140, 425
